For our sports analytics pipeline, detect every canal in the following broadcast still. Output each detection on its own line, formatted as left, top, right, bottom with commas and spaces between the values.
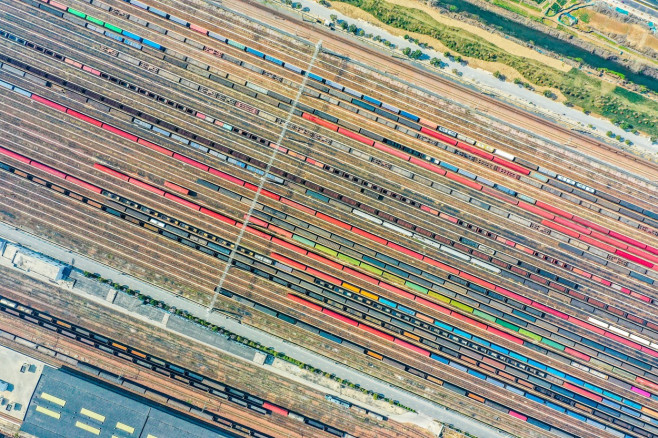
436, 0, 658, 91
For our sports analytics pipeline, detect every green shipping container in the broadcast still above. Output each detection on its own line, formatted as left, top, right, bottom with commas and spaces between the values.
519, 328, 542, 342
86, 15, 104, 26
473, 309, 496, 322
337, 253, 359, 265
315, 244, 338, 257
496, 319, 520, 332
104, 22, 123, 34
361, 264, 383, 276
68, 8, 86, 18
428, 291, 450, 303
292, 235, 314, 247
540, 337, 565, 351
450, 300, 473, 313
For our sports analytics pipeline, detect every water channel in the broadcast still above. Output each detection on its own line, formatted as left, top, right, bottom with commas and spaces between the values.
436, 0, 658, 91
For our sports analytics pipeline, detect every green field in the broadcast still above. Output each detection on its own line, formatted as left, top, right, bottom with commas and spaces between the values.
338, 0, 658, 137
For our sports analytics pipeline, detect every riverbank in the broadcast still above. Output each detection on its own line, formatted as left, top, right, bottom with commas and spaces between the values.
329, 0, 658, 139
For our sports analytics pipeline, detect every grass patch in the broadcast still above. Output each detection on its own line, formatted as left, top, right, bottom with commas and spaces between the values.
572, 9, 590, 23
337, 0, 658, 136
492, 0, 530, 17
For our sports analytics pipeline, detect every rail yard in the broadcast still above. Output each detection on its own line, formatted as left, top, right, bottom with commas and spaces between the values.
0, 0, 657, 437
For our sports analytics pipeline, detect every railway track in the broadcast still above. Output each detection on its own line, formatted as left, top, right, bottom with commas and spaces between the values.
234, 0, 658, 177
1, 1, 658, 437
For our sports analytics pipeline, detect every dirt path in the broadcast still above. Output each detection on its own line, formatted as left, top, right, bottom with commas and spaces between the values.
331, 0, 570, 72
226, 0, 658, 178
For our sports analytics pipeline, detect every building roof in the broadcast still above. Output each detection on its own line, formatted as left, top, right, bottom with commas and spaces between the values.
21, 367, 236, 438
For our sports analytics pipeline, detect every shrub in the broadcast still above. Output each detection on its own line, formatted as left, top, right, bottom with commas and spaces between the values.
493, 70, 505, 81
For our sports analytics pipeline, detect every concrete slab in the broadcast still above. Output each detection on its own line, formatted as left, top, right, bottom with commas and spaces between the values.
0, 344, 48, 421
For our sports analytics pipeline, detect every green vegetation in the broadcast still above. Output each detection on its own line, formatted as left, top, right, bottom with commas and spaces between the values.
547, 2, 560, 16
572, 9, 590, 23
402, 47, 423, 59
82, 270, 416, 412
492, 0, 531, 17
599, 67, 626, 81
337, 0, 658, 137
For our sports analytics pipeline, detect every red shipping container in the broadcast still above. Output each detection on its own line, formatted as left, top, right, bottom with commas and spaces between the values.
31, 94, 66, 112
0, 146, 30, 164
288, 294, 322, 311
93, 163, 129, 181
129, 178, 165, 196
66, 109, 102, 127
102, 124, 138, 142
323, 309, 358, 326
173, 153, 209, 171
30, 161, 66, 179
65, 175, 102, 193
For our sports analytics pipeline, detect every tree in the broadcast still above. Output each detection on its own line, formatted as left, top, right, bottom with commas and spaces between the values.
625, 139, 632, 145
454, 55, 462, 63
430, 57, 441, 67
357, 29, 365, 36
348, 24, 357, 34
402, 47, 411, 56
383, 40, 391, 46
404, 34, 410, 40
330, 14, 337, 21
410, 49, 423, 59
340, 21, 348, 30
493, 71, 502, 79
444, 51, 451, 58
373, 34, 381, 41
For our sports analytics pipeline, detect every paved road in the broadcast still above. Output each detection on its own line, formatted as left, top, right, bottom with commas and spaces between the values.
0, 221, 513, 438
266, 0, 656, 154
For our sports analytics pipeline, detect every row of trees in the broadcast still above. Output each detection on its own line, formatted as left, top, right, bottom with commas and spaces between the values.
81, 270, 416, 411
